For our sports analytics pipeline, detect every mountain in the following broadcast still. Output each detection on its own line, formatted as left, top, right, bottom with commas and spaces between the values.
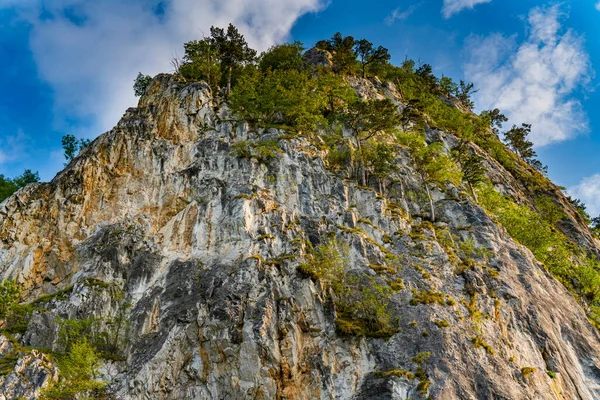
1, 69, 600, 400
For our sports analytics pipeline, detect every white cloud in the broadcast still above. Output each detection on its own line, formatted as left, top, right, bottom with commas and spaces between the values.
0, 129, 30, 166
569, 174, 600, 217
463, 5, 592, 146
596, 2, 600, 12
2, 0, 326, 138
442, 0, 490, 19
386, 5, 418, 25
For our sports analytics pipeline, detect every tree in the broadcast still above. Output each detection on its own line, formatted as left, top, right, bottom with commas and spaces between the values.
13, 169, 40, 188
259, 42, 306, 72
316, 72, 358, 117
439, 75, 458, 98
343, 99, 401, 185
504, 123, 536, 161
456, 80, 477, 109
62, 134, 91, 165
416, 64, 438, 93
354, 39, 390, 78
316, 33, 356, 74
452, 141, 486, 200
480, 108, 508, 135
133, 73, 152, 97
210, 24, 257, 97
0, 176, 18, 202
229, 68, 326, 132
179, 38, 221, 89
0, 170, 40, 202
413, 142, 462, 222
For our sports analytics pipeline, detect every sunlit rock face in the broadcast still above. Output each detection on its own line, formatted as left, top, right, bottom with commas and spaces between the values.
1, 74, 600, 399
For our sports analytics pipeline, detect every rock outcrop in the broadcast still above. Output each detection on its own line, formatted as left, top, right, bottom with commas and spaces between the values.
1, 74, 600, 399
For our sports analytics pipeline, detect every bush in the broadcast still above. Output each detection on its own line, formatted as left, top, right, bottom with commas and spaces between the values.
41, 339, 106, 400
230, 68, 327, 132
230, 139, 282, 163
0, 280, 20, 320
133, 73, 153, 97
300, 238, 398, 337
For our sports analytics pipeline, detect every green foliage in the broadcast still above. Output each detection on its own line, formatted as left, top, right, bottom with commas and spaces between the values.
316, 32, 357, 74
472, 335, 495, 355
0, 280, 21, 320
210, 24, 257, 95
230, 68, 327, 132
409, 289, 448, 306
133, 72, 152, 97
259, 42, 306, 72
12, 169, 40, 188
230, 139, 282, 163
62, 134, 91, 164
0, 170, 40, 203
298, 237, 348, 282
376, 369, 415, 379
344, 99, 401, 147
0, 353, 18, 376
452, 141, 486, 196
179, 38, 221, 89
521, 367, 537, 379
179, 23, 256, 96
504, 123, 536, 163
316, 73, 358, 117
456, 80, 477, 109
414, 142, 463, 187
477, 184, 600, 326
41, 339, 106, 400
534, 196, 565, 226
299, 238, 398, 337
354, 39, 390, 78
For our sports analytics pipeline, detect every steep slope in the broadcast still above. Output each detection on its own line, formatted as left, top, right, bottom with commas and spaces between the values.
1, 75, 600, 399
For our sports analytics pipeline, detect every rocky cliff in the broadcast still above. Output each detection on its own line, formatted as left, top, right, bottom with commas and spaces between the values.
1, 74, 600, 399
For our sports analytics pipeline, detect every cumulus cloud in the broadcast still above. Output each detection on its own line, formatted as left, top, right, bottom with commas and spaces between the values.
386, 5, 418, 25
569, 174, 600, 217
442, 0, 490, 19
2, 0, 326, 137
596, 2, 600, 12
463, 5, 592, 146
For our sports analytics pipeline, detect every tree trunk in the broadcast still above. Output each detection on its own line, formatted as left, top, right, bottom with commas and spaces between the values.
425, 184, 435, 222
356, 139, 366, 186
227, 65, 232, 98
468, 182, 478, 203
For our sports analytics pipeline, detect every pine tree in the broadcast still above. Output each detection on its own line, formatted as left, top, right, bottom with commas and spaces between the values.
504, 123, 536, 161
210, 24, 257, 97
354, 39, 390, 78
452, 141, 486, 200
133, 73, 152, 97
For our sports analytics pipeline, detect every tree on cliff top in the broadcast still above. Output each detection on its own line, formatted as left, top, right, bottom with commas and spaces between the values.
354, 39, 390, 78
210, 24, 257, 97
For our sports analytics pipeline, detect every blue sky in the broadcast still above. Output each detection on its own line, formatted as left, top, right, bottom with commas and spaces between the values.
1, 0, 600, 213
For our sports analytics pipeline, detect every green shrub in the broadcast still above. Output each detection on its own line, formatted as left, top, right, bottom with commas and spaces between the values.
0, 280, 20, 320
300, 238, 398, 337
409, 289, 447, 306
521, 366, 537, 379
231, 139, 282, 163
472, 335, 495, 355
41, 339, 106, 400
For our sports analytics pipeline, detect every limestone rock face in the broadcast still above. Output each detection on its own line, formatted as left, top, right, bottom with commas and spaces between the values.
1, 74, 600, 399
303, 47, 333, 67
0, 340, 59, 400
